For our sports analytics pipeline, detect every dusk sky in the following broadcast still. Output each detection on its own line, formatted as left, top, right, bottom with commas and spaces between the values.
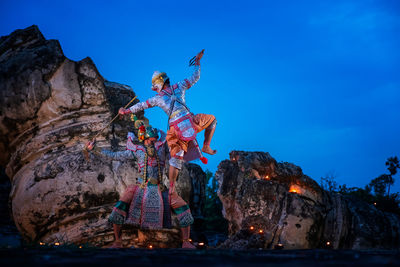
1, 0, 399, 192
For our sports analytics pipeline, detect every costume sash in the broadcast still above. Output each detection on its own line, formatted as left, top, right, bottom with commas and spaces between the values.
169, 114, 197, 142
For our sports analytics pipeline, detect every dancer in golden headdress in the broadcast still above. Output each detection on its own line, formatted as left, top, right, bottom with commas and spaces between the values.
118, 50, 217, 217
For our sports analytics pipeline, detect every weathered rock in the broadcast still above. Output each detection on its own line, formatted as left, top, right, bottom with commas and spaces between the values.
217, 151, 400, 250
0, 25, 205, 248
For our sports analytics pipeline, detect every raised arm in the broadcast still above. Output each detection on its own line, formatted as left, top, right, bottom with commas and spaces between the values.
177, 50, 204, 91
177, 65, 200, 91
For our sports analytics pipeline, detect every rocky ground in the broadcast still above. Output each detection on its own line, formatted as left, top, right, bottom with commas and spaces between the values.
0, 248, 399, 266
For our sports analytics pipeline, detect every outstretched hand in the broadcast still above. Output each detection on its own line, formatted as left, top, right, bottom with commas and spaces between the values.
119, 107, 128, 115
189, 49, 205, 66
196, 49, 205, 62
86, 139, 96, 151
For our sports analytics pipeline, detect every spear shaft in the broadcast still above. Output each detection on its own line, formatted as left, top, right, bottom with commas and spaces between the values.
83, 95, 137, 159
92, 95, 137, 140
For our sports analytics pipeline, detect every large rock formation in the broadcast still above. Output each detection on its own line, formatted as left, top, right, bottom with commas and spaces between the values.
0, 25, 206, 247
217, 151, 400, 250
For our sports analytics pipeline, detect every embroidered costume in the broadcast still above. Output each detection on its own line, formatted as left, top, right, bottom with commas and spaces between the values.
114, 50, 212, 248
122, 61, 217, 170
99, 130, 194, 229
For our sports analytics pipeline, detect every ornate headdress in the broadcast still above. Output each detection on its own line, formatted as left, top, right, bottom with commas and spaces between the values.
151, 71, 169, 92
131, 115, 159, 141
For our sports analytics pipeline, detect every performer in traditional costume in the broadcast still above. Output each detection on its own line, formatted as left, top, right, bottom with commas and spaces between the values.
86, 117, 195, 249
118, 50, 217, 206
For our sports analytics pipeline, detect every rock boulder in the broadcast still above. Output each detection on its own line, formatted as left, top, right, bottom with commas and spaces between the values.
0, 25, 205, 248
217, 151, 400, 249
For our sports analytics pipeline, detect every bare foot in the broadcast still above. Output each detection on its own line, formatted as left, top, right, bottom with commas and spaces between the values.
108, 240, 123, 248
182, 241, 196, 249
202, 146, 217, 155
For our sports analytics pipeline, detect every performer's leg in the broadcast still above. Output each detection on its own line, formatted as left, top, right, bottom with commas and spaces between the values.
108, 185, 137, 248
202, 123, 217, 155
110, 224, 123, 248
194, 114, 217, 155
170, 190, 195, 249
168, 153, 195, 248
181, 226, 195, 249
169, 165, 179, 192
168, 152, 184, 194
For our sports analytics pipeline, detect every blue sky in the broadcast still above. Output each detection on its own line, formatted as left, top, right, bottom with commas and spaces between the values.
1, 0, 399, 192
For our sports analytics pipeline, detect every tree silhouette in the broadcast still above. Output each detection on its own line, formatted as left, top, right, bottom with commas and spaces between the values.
385, 156, 399, 195
318, 156, 400, 215
370, 174, 391, 197
320, 171, 338, 193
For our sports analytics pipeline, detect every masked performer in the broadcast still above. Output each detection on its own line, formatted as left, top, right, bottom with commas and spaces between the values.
118, 50, 217, 205
86, 118, 195, 249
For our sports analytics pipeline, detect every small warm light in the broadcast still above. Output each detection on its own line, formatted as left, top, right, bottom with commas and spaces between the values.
373, 202, 377, 206
188, 239, 192, 242
54, 242, 60, 246
289, 185, 302, 194
250, 226, 255, 230
199, 242, 205, 246
326, 241, 331, 246
264, 175, 270, 180
277, 243, 283, 247
79, 246, 82, 249
148, 245, 153, 249
39, 242, 45, 246
259, 229, 264, 234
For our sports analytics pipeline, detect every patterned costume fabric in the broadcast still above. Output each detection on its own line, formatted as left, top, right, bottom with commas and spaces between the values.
103, 131, 194, 229
127, 65, 217, 169
129, 66, 201, 125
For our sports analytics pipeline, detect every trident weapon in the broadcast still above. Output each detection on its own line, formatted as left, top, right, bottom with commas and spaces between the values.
189, 49, 205, 66
83, 95, 138, 161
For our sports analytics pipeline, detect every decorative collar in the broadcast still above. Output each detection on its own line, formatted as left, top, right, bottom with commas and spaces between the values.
158, 84, 178, 96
